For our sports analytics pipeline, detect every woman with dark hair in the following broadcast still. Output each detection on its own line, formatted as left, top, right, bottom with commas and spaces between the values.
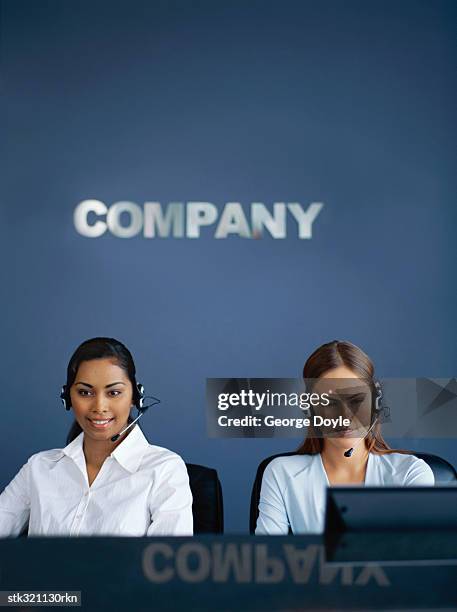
255, 340, 434, 535
0, 337, 193, 537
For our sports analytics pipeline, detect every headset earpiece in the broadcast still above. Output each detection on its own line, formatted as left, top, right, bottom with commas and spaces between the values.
61, 381, 147, 412
60, 385, 71, 411
372, 380, 391, 423
373, 380, 383, 413
136, 382, 145, 410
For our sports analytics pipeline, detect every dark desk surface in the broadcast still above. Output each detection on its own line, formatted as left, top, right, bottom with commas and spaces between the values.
0, 533, 456, 611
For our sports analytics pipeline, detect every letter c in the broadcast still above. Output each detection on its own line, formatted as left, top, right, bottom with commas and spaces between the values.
142, 543, 174, 583
74, 200, 107, 237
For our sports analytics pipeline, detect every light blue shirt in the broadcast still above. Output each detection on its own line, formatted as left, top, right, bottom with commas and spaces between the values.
255, 452, 435, 535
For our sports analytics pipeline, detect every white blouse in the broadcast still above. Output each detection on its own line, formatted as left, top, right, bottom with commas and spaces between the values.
255, 452, 435, 535
0, 425, 193, 537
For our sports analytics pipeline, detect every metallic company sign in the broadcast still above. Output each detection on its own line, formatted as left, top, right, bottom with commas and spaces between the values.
74, 200, 324, 239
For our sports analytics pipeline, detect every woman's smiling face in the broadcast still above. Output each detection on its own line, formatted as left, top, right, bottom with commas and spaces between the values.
70, 358, 133, 441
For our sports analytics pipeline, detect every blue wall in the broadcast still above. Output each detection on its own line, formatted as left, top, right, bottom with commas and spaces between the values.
1, 0, 456, 533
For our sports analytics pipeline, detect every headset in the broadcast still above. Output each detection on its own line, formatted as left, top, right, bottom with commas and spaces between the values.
343, 379, 390, 457
60, 381, 159, 442
60, 382, 145, 411
303, 378, 390, 457
373, 380, 382, 412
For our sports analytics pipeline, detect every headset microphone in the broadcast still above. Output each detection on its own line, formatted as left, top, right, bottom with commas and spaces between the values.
60, 379, 160, 443
344, 415, 380, 457
110, 393, 160, 442
110, 410, 146, 442
344, 380, 386, 458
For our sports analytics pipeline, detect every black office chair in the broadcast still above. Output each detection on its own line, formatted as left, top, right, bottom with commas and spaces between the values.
249, 451, 457, 534
412, 452, 457, 484
186, 463, 224, 534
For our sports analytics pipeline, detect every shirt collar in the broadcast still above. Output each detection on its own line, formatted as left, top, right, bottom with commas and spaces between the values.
61, 431, 84, 461
61, 425, 150, 474
110, 425, 150, 473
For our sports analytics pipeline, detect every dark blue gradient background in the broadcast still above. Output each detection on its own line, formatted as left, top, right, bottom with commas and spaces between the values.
1, 0, 456, 532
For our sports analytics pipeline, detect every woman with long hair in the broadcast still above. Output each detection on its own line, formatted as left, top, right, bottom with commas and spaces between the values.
0, 337, 193, 537
255, 340, 434, 534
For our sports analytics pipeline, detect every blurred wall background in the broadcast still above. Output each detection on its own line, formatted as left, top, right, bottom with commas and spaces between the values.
1, 0, 456, 532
